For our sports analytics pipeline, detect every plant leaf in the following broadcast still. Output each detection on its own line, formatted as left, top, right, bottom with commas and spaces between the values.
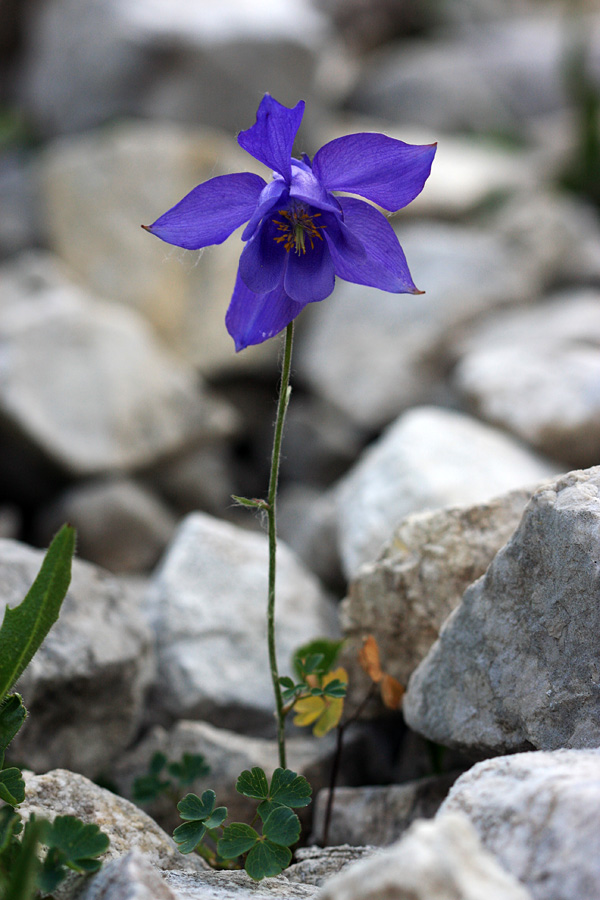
218, 822, 258, 859
322, 679, 347, 698
245, 840, 291, 881
168, 752, 210, 785
0, 805, 21, 854
0, 767, 25, 805
292, 639, 344, 681
269, 769, 312, 809
0, 694, 27, 767
262, 806, 300, 847
380, 673, 405, 710
0, 525, 76, 702
43, 815, 109, 873
3, 814, 45, 900
292, 696, 323, 727
358, 634, 383, 684
236, 767, 269, 801
177, 790, 216, 822
204, 806, 227, 830
173, 820, 207, 854
149, 751, 167, 776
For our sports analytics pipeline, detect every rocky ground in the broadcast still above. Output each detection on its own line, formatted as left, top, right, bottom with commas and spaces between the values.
2, 0, 600, 898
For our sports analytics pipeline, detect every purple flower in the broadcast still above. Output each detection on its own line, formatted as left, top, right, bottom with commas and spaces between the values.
144, 95, 436, 351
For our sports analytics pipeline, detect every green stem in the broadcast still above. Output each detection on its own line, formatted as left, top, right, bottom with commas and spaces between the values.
267, 322, 294, 769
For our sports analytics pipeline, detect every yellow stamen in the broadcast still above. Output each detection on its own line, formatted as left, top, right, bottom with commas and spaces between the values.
272, 207, 325, 255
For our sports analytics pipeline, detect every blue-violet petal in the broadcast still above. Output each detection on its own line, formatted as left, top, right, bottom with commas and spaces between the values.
238, 218, 287, 294
225, 271, 303, 351
237, 95, 305, 184
283, 235, 335, 304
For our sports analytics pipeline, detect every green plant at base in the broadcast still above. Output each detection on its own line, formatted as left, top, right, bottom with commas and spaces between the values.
132, 751, 210, 805
0, 526, 110, 898
173, 766, 311, 881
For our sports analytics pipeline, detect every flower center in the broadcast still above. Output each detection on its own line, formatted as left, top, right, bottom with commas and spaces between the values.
272, 206, 325, 255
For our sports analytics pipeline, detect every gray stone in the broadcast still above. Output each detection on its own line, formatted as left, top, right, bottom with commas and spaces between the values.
454, 291, 600, 466
146, 443, 237, 518
144, 512, 339, 732
404, 467, 600, 755
335, 407, 557, 577
74, 851, 177, 900
0, 152, 39, 258
296, 222, 539, 430
277, 485, 344, 592
311, 773, 460, 847
287, 846, 377, 887
112, 719, 339, 833
318, 813, 532, 900
440, 749, 600, 900
340, 488, 532, 706
5, 539, 154, 776
38, 121, 278, 375
35, 477, 178, 573
0, 284, 231, 476
164, 869, 315, 899
19, 769, 205, 876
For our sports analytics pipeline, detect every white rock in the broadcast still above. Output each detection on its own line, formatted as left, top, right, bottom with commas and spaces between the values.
404, 467, 600, 755
440, 749, 600, 900
4, 539, 154, 776
335, 407, 557, 577
0, 284, 228, 475
318, 813, 532, 900
296, 222, 538, 430
75, 851, 177, 900
144, 512, 338, 731
454, 291, 600, 466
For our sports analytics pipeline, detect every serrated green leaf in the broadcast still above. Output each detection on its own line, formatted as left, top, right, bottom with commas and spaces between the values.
245, 840, 291, 881
217, 823, 258, 859
0, 767, 25, 805
177, 790, 216, 822
0, 695, 27, 767
236, 767, 269, 801
173, 820, 207, 854
0, 525, 76, 703
148, 751, 168, 776
0, 806, 21, 854
293, 639, 344, 681
44, 815, 109, 873
262, 806, 301, 847
204, 806, 227, 830
168, 752, 210, 785
269, 769, 312, 808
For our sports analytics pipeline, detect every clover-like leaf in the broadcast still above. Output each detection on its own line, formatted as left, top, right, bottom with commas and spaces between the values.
245, 840, 291, 881
0, 694, 27, 768
168, 752, 210, 786
177, 790, 217, 821
269, 769, 312, 809
217, 822, 258, 859
262, 806, 300, 847
148, 751, 168, 775
43, 815, 109, 875
0, 524, 75, 704
204, 807, 227, 830
0, 767, 25, 806
173, 820, 208, 854
293, 639, 344, 681
236, 767, 269, 801
132, 772, 171, 804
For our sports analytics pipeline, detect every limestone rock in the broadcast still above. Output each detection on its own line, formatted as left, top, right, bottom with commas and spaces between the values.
311, 773, 460, 847
71, 851, 177, 900
164, 869, 315, 899
35, 477, 177, 573
335, 407, 557, 577
143, 512, 338, 732
404, 467, 600, 755
440, 749, 600, 900
0, 284, 231, 476
454, 291, 600, 466
318, 813, 532, 900
340, 488, 532, 704
296, 223, 538, 431
20, 769, 205, 876
5, 539, 154, 776
287, 846, 377, 887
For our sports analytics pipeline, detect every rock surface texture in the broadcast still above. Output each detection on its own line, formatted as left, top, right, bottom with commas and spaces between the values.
440, 749, 600, 900
404, 467, 600, 755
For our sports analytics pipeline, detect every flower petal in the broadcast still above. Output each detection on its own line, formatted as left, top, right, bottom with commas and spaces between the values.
238, 217, 287, 294
144, 173, 266, 249
241, 178, 288, 241
237, 95, 305, 183
284, 236, 335, 304
312, 134, 436, 212
324, 196, 421, 293
289, 165, 341, 215
225, 272, 303, 351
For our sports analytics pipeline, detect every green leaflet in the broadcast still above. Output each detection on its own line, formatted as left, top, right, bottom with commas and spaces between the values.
0, 525, 76, 703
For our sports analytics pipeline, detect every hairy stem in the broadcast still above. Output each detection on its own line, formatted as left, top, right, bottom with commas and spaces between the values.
267, 322, 294, 769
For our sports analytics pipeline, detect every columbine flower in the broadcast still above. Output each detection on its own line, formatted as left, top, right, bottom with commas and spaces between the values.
143, 95, 436, 351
